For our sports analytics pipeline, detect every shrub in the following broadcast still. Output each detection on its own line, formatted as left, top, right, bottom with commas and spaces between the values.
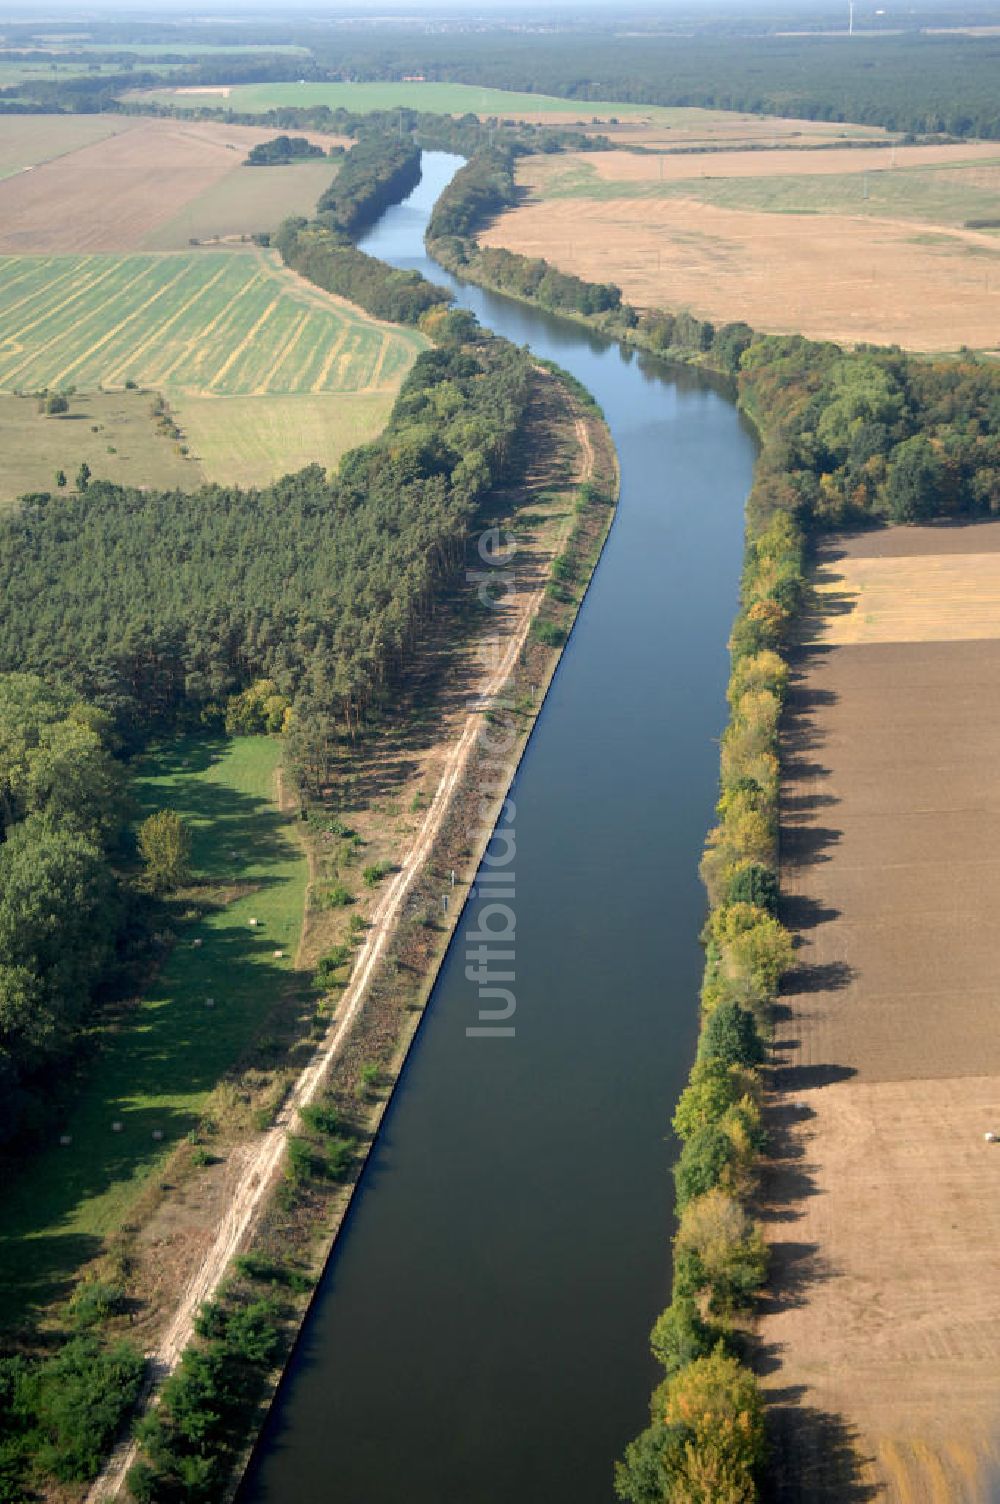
362, 860, 391, 888
68, 1279, 125, 1330
649, 1297, 714, 1375
672, 1059, 745, 1141
25, 1336, 144, 1482
531, 618, 566, 647
674, 1123, 736, 1210
724, 862, 778, 917
299, 1102, 339, 1136
698, 1002, 765, 1069
675, 1190, 768, 1314
315, 945, 351, 987
320, 883, 353, 909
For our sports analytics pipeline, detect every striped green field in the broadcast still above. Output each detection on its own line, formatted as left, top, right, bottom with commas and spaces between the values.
0, 249, 425, 398
133, 80, 664, 118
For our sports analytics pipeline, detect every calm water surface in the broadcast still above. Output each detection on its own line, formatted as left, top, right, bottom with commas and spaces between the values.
239, 152, 757, 1504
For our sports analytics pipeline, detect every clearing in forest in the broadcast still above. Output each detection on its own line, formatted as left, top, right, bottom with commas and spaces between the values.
761, 521, 1000, 1504
0, 734, 308, 1326
481, 147, 1000, 350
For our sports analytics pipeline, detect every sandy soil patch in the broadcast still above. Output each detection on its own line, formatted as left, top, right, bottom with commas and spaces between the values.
762, 521, 1000, 1502
0, 118, 347, 254
480, 193, 1000, 350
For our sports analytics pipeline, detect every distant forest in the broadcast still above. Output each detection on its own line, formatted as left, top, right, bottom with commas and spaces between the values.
2, 24, 1000, 139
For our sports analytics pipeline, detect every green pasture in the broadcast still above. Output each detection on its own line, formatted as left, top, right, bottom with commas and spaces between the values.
0, 734, 308, 1325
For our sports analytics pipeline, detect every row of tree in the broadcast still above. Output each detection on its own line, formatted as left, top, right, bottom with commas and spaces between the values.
616, 495, 804, 1504
0, 675, 127, 1149
314, 136, 420, 234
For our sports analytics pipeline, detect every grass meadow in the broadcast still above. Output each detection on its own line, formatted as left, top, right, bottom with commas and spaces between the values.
0, 734, 308, 1325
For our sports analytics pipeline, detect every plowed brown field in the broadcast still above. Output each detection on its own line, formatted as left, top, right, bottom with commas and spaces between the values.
762, 522, 1000, 1503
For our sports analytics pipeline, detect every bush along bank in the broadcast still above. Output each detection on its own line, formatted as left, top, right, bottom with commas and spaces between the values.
614, 501, 802, 1504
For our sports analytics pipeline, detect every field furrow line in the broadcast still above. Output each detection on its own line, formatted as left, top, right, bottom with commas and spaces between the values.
102, 258, 231, 385
368, 333, 392, 390
1, 255, 138, 351
0, 256, 76, 319
206, 297, 280, 392
148, 267, 264, 386
46, 259, 199, 390
0, 259, 162, 386
309, 323, 350, 393
252, 309, 310, 395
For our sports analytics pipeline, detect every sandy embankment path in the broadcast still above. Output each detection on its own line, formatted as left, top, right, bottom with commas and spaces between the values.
88, 393, 598, 1503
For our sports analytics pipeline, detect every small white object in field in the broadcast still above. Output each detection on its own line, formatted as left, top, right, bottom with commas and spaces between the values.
152, 1129, 164, 1141
112, 1121, 123, 1132
249, 918, 258, 927
193, 938, 203, 948
229, 850, 238, 859
59, 1134, 72, 1146
273, 949, 284, 959
986, 1131, 998, 1143
205, 998, 215, 1008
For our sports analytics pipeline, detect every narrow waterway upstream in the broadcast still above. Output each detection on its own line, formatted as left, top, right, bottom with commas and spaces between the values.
239, 152, 757, 1504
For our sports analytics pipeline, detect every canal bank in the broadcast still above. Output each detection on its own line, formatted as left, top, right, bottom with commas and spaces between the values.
238, 151, 757, 1504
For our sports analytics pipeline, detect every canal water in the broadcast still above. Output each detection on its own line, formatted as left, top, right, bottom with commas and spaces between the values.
239, 152, 757, 1504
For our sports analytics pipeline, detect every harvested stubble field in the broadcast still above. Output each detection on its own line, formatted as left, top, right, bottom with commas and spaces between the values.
761, 522, 1000, 1504
0, 250, 422, 396
0, 249, 424, 484
481, 148, 1000, 350
0, 116, 349, 254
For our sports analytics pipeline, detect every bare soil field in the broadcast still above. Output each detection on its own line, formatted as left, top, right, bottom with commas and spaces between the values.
0, 114, 133, 178
0, 117, 346, 254
581, 142, 1000, 183
481, 189, 1000, 350
761, 522, 1000, 1503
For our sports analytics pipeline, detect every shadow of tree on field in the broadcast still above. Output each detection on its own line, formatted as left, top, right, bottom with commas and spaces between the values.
764, 1398, 880, 1504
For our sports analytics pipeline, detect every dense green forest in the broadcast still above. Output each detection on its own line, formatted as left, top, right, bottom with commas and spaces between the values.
314, 137, 421, 235
0, 330, 533, 769
0, 677, 126, 1149
245, 134, 328, 166
4, 10, 1000, 138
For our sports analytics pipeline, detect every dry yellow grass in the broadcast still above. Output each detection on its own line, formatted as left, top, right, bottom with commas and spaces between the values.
480, 190, 1000, 350
811, 549, 1000, 643
171, 392, 397, 487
